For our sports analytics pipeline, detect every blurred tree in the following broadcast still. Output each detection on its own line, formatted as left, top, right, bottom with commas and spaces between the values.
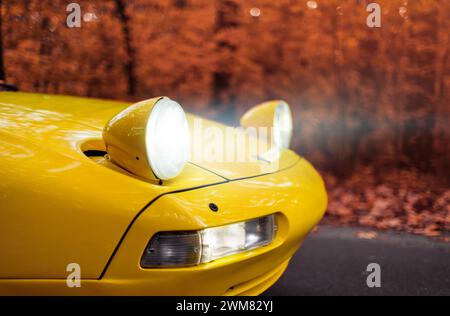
114, 0, 136, 96
1, 0, 448, 181
401, 1, 439, 171
433, 1, 450, 179
211, 0, 241, 120
0, 0, 4, 81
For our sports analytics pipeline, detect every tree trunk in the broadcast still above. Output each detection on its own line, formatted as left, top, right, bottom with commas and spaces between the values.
211, 0, 240, 120
330, 4, 351, 176
114, 0, 136, 96
402, 5, 439, 171
0, 0, 5, 81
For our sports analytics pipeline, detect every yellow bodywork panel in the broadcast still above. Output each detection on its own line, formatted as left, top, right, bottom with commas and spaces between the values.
0, 92, 327, 295
0, 159, 327, 295
0, 107, 224, 278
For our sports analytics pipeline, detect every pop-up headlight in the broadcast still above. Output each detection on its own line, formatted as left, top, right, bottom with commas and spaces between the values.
103, 97, 190, 181
240, 100, 293, 151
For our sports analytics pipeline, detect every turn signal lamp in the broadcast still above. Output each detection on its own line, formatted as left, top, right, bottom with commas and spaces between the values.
141, 215, 277, 267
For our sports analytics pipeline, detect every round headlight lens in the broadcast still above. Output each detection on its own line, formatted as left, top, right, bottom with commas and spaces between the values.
273, 101, 293, 149
145, 98, 190, 180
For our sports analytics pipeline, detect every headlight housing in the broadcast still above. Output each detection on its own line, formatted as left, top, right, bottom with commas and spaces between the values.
103, 97, 190, 181
240, 100, 293, 151
141, 215, 277, 268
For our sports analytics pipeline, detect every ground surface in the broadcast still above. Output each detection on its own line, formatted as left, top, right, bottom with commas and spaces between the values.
264, 225, 450, 296
323, 168, 450, 238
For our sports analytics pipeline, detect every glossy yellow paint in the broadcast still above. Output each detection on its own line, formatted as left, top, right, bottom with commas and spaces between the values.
187, 113, 300, 179
0, 92, 327, 295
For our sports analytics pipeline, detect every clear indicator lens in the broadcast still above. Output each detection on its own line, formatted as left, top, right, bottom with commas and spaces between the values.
201, 215, 276, 263
141, 215, 276, 268
141, 231, 201, 267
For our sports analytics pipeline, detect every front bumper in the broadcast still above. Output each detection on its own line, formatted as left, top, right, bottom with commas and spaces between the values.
0, 158, 327, 295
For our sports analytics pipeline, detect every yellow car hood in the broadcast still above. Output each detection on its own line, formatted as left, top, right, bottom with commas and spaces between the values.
0, 92, 299, 180
0, 92, 299, 278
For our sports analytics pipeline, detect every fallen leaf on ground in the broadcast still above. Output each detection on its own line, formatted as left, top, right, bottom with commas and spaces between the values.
437, 237, 450, 243
323, 167, 449, 239
356, 231, 378, 240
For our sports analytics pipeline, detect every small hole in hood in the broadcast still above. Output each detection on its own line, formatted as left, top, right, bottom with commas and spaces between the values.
84, 150, 107, 157
80, 139, 107, 158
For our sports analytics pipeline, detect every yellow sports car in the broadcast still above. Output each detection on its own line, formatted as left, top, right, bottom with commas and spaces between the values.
0, 92, 327, 295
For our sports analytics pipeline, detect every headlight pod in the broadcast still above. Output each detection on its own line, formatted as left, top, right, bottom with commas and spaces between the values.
103, 97, 190, 181
273, 101, 293, 150
240, 100, 293, 150
141, 215, 277, 268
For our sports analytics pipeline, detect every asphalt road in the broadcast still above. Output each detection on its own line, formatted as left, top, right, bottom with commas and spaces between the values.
264, 225, 450, 295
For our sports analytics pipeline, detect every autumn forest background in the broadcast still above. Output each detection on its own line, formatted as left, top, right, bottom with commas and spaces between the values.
1, 0, 449, 238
